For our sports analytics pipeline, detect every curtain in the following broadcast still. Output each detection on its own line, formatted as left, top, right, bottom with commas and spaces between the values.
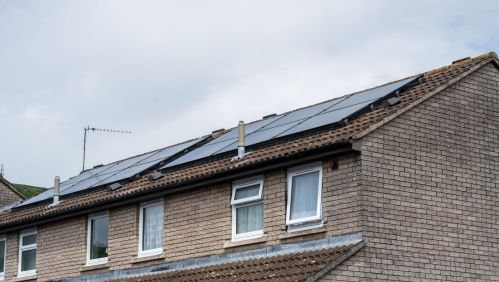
236, 203, 263, 234
290, 171, 319, 220
143, 204, 163, 250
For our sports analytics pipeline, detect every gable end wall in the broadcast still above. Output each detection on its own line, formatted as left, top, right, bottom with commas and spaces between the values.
322, 62, 499, 281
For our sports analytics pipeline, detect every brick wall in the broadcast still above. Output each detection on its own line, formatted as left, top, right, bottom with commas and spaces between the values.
1, 153, 362, 280
0, 179, 22, 207
322, 62, 499, 280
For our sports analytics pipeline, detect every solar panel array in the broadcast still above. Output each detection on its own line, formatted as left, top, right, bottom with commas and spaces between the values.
163, 76, 418, 168
20, 137, 205, 206
19, 75, 417, 207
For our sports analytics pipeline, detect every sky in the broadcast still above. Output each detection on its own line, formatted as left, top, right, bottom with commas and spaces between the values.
0, 0, 498, 187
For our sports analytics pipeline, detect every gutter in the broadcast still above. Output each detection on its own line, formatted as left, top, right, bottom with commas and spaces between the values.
0, 141, 353, 232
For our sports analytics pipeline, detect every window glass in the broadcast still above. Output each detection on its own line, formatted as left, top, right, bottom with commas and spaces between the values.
22, 234, 36, 246
142, 204, 163, 251
90, 216, 108, 260
290, 171, 320, 220
234, 184, 260, 200
20, 249, 36, 272
0, 240, 5, 273
236, 203, 263, 234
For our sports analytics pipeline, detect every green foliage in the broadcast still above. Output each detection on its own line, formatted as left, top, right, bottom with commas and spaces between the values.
12, 183, 47, 198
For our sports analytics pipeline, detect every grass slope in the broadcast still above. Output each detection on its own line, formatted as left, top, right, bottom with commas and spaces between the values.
12, 183, 47, 198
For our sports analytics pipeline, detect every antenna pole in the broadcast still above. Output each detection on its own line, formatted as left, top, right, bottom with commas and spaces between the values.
83, 126, 88, 171
82, 126, 131, 171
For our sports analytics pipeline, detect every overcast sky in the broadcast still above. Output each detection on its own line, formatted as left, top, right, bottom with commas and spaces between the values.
0, 0, 498, 187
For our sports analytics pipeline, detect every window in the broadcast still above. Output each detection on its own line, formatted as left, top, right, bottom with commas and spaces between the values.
286, 162, 323, 231
0, 235, 5, 280
231, 176, 264, 241
87, 212, 109, 266
18, 229, 36, 277
139, 200, 164, 257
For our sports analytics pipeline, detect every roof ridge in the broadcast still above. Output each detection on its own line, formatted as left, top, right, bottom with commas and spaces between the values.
426, 51, 497, 76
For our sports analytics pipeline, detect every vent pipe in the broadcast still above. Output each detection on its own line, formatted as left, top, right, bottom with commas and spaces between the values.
53, 176, 60, 204
237, 121, 245, 158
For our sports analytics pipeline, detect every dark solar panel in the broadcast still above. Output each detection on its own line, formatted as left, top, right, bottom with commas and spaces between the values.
19, 137, 204, 206
162, 76, 417, 169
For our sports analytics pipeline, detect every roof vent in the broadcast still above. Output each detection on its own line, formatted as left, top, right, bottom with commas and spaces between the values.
383, 97, 401, 110
149, 171, 164, 181
109, 183, 122, 190
452, 57, 470, 64
237, 121, 245, 158
93, 164, 104, 169
262, 113, 277, 119
211, 128, 224, 134
211, 128, 225, 138
52, 176, 60, 205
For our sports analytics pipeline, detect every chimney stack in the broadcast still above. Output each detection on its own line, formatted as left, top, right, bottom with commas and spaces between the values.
237, 121, 245, 158
53, 176, 60, 204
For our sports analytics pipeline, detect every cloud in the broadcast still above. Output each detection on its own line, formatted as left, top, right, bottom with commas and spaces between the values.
0, 0, 497, 186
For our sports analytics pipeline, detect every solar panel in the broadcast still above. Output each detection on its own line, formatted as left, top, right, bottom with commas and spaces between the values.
162, 76, 418, 169
19, 137, 204, 207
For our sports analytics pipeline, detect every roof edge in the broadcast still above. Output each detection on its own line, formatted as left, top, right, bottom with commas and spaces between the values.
62, 233, 363, 282
306, 240, 366, 282
352, 54, 497, 140
0, 176, 26, 199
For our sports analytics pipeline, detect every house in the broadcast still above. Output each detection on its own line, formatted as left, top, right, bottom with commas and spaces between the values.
0, 52, 497, 281
0, 176, 24, 208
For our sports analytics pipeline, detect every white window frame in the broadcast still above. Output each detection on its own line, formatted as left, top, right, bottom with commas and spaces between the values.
138, 199, 164, 257
231, 176, 264, 242
86, 212, 109, 266
286, 162, 323, 228
0, 234, 5, 281
18, 228, 37, 278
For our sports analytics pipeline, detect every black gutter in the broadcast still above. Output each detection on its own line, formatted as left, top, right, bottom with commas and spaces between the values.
0, 141, 352, 233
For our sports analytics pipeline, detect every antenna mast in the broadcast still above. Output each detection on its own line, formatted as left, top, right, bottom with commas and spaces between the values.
82, 126, 131, 171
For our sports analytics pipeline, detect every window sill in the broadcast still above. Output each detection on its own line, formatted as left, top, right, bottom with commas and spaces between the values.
80, 263, 109, 272
14, 274, 37, 282
132, 253, 165, 264
223, 236, 266, 249
279, 226, 326, 240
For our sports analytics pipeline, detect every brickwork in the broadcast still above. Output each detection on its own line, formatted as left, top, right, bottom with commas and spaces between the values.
0, 178, 22, 207
37, 217, 87, 280
0, 153, 362, 281
323, 62, 499, 280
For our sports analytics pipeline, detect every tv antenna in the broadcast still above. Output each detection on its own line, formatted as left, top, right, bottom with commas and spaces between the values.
82, 126, 131, 171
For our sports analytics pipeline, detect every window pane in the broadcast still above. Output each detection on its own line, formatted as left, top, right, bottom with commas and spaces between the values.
236, 203, 263, 234
290, 171, 320, 220
21, 249, 36, 272
142, 205, 163, 251
234, 184, 260, 200
0, 241, 4, 273
90, 216, 108, 260
22, 234, 36, 246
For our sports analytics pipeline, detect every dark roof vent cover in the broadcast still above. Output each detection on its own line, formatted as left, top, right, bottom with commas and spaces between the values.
109, 183, 122, 190
262, 113, 277, 119
452, 57, 470, 64
149, 171, 164, 181
384, 97, 401, 108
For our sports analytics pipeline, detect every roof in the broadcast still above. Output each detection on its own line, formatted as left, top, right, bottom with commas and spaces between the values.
0, 176, 25, 200
115, 244, 361, 282
62, 233, 363, 282
0, 52, 497, 231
